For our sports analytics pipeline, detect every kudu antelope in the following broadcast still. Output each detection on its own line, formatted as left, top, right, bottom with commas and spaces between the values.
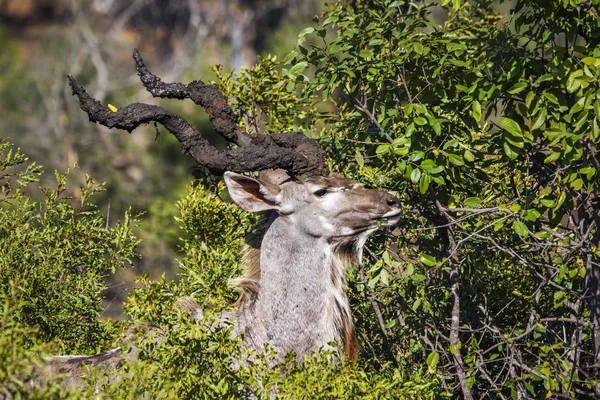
36, 50, 401, 388
222, 171, 400, 363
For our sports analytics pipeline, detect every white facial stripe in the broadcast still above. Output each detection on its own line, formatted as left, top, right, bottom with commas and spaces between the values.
382, 209, 401, 218
318, 215, 335, 233
320, 191, 344, 210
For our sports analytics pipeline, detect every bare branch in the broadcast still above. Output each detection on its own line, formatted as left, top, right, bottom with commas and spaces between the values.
433, 197, 474, 400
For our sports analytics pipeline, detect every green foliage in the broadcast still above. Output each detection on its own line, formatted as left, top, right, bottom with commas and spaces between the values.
77, 277, 440, 399
0, 285, 70, 399
3, 0, 600, 397
0, 138, 441, 398
176, 182, 254, 307
213, 55, 316, 135
0, 138, 140, 354
283, 0, 600, 397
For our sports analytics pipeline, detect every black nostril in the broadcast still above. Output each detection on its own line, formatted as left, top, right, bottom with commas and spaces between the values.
387, 196, 400, 208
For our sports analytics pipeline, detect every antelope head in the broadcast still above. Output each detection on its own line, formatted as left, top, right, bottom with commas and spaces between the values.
224, 172, 401, 243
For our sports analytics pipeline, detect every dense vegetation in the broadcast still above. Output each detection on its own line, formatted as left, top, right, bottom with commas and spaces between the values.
1, 0, 599, 398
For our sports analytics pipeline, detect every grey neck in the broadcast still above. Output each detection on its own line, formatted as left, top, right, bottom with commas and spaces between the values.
235, 213, 348, 361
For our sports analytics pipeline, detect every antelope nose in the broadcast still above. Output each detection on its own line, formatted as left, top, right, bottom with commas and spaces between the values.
386, 194, 401, 209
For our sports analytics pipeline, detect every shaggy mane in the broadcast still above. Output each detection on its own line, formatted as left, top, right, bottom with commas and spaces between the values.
233, 215, 267, 305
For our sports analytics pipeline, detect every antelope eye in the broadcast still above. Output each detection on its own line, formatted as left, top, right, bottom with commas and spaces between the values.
313, 188, 328, 197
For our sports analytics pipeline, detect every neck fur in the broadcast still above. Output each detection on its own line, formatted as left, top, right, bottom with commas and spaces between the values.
233, 213, 362, 361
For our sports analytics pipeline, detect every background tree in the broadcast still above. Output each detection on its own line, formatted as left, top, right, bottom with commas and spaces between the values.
287, 0, 599, 397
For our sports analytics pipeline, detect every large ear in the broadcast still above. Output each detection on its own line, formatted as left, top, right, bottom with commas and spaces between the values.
223, 172, 281, 213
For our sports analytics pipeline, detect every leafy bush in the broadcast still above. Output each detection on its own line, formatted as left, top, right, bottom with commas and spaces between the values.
0, 140, 140, 355
2, 0, 599, 398
221, 0, 600, 396
278, 0, 599, 397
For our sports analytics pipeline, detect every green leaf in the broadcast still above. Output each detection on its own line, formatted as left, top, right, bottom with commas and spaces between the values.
493, 220, 505, 231
543, 91, 559, 105
535, 74, 554, 85
571, 178, 583, 190
531, 108, 547, 131
376, 144, 391, 155
355, 150, 364, 168
509, 204, 521, 212
581, 166, 596, 179
420, 254, 437, 267
472, 100, 482, 122
525, 91, 536, 108
464, 197, 482, 208
553, 291, 566, 308
447, 153, 464, 166
282, 50, 298, 65
419, 173, 431, 194
540, 198, 555, 207
513, 221, 529, 237
582, 57, 600, 67
566, 69, 583, 93
507, 82, 527, 95
426, 351, 439, 372
368, 38, 384, 46
443, 139, 459, 149
393, 137, 410, 146
414, 43, 424, 55
524, 209, 541, 222
414, 117, 428, 125
368, 274, 380, 289
359, 49, 374, 59
503, 142, 519, 160
298, 27, 315, 37
544, 151, 561, 163
380, 269, 389, 286
464, 149, 475, 162
393, 146, 410, 155
499, 118, 523, 137
413, 104, 427, 114
410, 168, 421, 183
289, 61, 308, 78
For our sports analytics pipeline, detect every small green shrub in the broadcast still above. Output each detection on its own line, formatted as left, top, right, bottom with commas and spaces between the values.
0, 138, 140, 355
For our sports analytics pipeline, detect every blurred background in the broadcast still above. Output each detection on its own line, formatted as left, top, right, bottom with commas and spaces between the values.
0, 0, 325, 316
